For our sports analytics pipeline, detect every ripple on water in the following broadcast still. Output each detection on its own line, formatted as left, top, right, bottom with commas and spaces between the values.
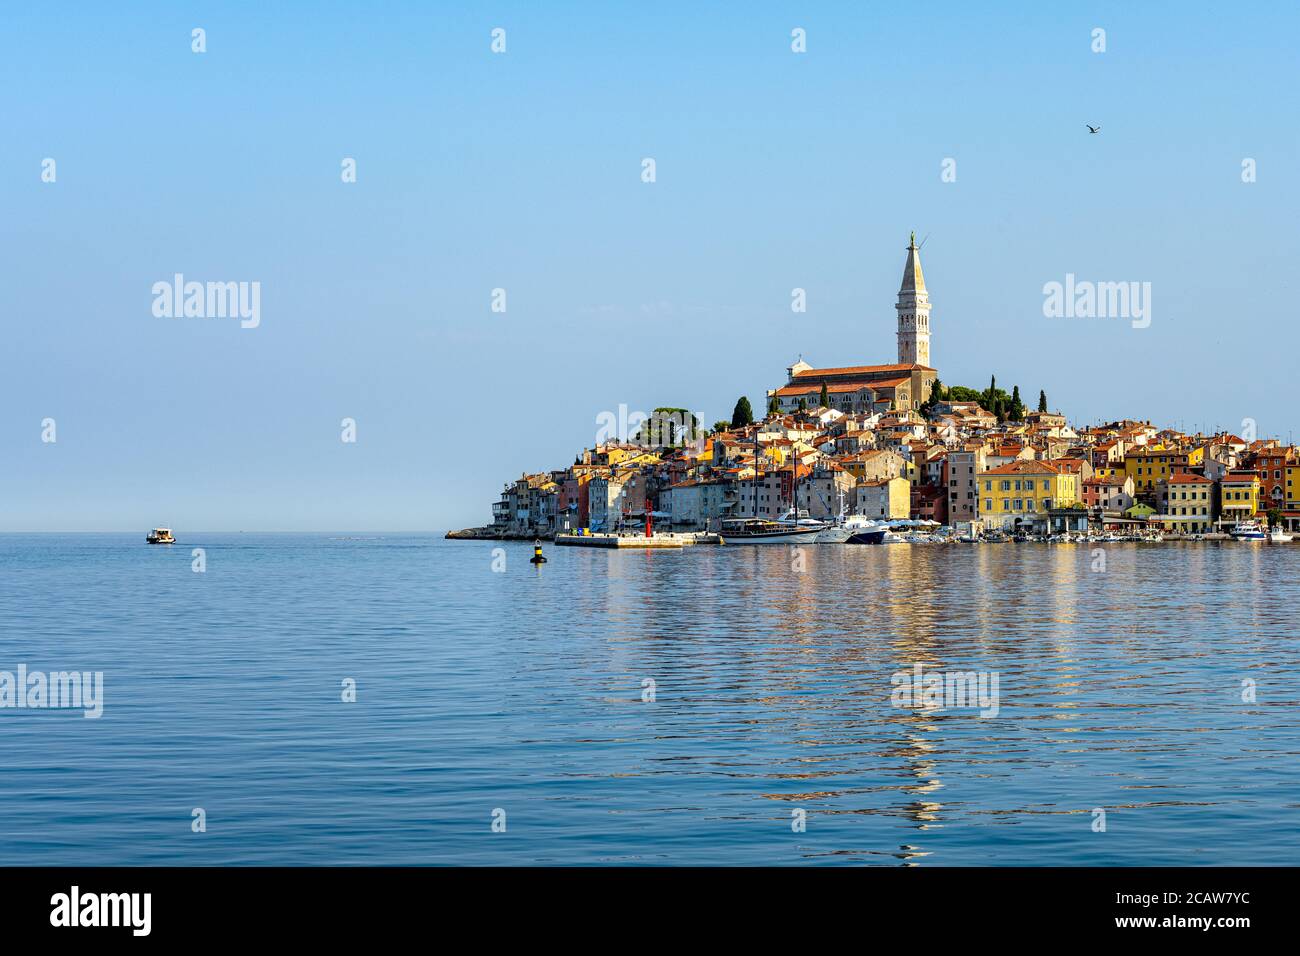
0, 534, 1296, 865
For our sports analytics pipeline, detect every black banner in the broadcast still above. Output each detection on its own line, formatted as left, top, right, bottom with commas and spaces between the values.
0, 866, 1280, 942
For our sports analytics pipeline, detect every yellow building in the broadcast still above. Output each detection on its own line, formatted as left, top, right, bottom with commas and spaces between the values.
978, 459, 1080, 531
1284, 463, 1300, 531
1157, 473, 1215, 534
592, 443, 661, 468
1219, 471, 1261, 523
1123, 446, 1205, 493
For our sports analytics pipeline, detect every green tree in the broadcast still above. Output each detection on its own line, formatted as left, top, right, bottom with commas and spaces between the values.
1009, 385, 1025, 421
1267, 508, 1283, 528
798, 397, 808, 413
819, 382, 829, 408
947, 385, 982, 403
920, 378, 944, 417
712, 420, 730, 434
1038, 389, 1048, 413
767, 395, 780, 416
731, 396, 754, 428
972, 374, 1012, 416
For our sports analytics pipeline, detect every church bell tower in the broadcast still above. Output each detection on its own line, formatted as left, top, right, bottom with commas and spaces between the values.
896, 232, 931, 366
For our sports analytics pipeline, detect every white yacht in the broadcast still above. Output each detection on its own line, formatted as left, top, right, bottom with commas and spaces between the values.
814, 513, 878, 544
1230, 520, 1267, 541
1267, 525, 1294, 543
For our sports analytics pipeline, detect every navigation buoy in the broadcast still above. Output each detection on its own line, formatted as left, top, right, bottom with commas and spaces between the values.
530, 539, 547, 564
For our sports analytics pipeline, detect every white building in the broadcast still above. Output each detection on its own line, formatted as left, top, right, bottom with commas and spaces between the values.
587, 474, 628, 531
663, 479, 732, 530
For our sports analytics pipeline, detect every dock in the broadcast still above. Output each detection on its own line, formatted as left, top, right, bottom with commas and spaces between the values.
555, 532, 720, 548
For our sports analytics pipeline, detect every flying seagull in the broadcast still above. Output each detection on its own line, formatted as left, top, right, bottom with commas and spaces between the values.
1086, 125, 1101, 134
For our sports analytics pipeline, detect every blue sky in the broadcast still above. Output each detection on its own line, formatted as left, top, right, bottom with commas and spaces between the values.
2, 2, 1296, 531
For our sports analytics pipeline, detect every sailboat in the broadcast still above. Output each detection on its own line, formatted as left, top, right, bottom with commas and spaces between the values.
721, 426, 827, 545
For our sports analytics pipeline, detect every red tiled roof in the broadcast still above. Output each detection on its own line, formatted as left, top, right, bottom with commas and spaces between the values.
984, 459, 1068, 476
863, 377, 910, 389
792, 363, 931, 378
773, 382, 871, 397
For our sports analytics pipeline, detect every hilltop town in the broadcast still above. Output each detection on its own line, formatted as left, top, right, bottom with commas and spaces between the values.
467, 236, 1298, 540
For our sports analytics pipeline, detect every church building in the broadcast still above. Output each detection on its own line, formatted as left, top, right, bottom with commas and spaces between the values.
768, 233, 938, 415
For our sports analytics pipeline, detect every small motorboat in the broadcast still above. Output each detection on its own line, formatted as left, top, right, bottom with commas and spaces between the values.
1268, 526, 1294, 543
1230, 520, 1267, 541
146, 528, 175, 544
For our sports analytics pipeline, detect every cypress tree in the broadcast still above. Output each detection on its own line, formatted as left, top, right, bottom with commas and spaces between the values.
731, 396, 754, 428
1010, 385, 1024, 421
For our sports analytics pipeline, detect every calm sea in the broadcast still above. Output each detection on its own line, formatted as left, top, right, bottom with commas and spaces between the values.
0, 533, 1296, 866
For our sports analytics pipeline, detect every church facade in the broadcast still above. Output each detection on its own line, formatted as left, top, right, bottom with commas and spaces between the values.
768, 234, 938, 415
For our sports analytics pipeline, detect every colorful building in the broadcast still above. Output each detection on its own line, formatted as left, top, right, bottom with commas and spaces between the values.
977, 459, 1081, 531
1156, 474, 1216, 534
1124, 446, 1204, 495
1219, 471, 1261, 526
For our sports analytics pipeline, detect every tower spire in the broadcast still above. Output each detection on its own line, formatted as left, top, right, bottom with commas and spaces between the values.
900, 231, 926, 295
896, 232, 931, 366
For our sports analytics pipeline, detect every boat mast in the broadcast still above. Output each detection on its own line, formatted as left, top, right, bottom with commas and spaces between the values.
786, 412, 796, 522
752, 421, 759, 519
791, 416, 797, 520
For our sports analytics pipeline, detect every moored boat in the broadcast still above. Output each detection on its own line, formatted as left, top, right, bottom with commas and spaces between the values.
146, 528, 175, 544
1267, 526, 1294, 543
845, 526, 904, 545
720, 517, 825, 545
815, 513, 878, 544
724, 425, 827, 545
1230, 520, 1267, 541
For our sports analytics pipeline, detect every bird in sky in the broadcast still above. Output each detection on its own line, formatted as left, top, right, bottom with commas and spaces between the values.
1086, 125, 1101, 134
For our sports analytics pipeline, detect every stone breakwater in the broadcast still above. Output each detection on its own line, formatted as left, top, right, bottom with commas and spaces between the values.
445, 527, 547, 541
